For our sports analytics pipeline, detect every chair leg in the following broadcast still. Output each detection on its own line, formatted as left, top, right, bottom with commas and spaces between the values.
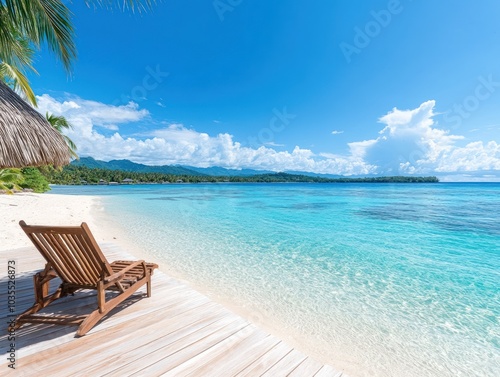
12, 287, 64, 331
76, 276, 150, 336
11, 268, 63, 332
147, 275, 152, 297
76, 307, 108, 337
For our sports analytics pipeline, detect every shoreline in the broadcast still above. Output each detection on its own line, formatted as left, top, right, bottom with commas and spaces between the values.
0, 193, 100, 251
0, 192, 340, 369
0, 192, 164, 268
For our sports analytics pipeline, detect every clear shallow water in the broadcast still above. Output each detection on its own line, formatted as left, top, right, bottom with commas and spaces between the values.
51, 183, 500, 376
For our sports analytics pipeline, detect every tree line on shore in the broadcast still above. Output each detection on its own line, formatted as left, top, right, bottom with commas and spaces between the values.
42, 165, 439, 186
0, 165, 440, 193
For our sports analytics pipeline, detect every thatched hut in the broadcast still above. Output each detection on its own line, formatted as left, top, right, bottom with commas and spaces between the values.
0, 81, 71, 168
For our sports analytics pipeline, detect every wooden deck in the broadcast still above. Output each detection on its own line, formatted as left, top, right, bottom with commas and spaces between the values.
0, 244, 344, 376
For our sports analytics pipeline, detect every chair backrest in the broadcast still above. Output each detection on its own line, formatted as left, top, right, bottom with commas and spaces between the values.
19, 221, 114, 286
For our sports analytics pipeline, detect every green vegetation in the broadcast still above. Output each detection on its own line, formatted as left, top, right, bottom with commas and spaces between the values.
44, 165, 209, 185
46, 112, 78, 159
42, 165, 439, 185
232, 173, 440, 183
0, 167, 50, 193
0, 168, 23, 193
19, 167, 50, 192
0, 164, 439, 194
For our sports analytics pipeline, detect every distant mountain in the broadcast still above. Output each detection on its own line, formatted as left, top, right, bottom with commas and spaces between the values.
72, 157, 206, 176
72, 157, 279, 177
72, 157, 107, 169
182, 166, 274, 176
283, 170, 343, 179
71, 157, 433, 181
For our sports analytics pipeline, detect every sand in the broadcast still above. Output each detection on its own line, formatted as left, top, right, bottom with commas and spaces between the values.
0, 193, 149, 260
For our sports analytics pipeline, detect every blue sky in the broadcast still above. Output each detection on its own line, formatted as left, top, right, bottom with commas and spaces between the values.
31, 0, 500, 180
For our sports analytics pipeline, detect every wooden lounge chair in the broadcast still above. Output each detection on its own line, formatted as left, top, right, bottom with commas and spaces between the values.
12, 221, 158, 336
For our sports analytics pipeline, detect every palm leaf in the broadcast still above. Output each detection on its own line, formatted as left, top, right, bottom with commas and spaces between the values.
4, 0, 76, 72
46, 112, 79, 159
0, 62, 37, 105
84, 0, 157, 13
0, 168, 23, 194
0, 8, 34, 67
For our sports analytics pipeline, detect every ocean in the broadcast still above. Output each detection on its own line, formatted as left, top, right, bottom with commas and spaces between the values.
50, 183, 500, 377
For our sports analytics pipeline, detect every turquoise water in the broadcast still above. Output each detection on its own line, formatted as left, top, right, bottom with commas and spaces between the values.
51, 183, 500, 376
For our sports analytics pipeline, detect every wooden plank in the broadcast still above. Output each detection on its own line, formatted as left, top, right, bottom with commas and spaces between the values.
42, 308, 232, 377
161, 326, 276, 376
196, 333, 280, 376
261, 348, 308, 376
288, 356, 325, 376
17, 301, 226, 373
314, 364, 344, 377
236, 341, 293, 376
103, 317, 249, 376
0, 246, 44, 272
16, 287, 214, 360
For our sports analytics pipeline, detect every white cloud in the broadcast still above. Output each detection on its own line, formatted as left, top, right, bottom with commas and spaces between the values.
433, 141, 500, 172
37, 94, 149, 131
349, 100, 500, 176
99, 124, 119, 131
34, 93, 371, 174
331, 130, 344, 135
35, 94, 500, 178
264, 141, 285, 147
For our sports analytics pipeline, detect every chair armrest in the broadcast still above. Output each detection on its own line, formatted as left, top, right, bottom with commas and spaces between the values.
105, 260, 147, 284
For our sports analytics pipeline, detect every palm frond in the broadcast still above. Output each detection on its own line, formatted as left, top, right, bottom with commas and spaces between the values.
0, 62, 37, 105
0, 7, 35, 67
5, 0, 76, 72
0, 168, 23, 194
84, 0, 157, 13
45, 112, 79, 159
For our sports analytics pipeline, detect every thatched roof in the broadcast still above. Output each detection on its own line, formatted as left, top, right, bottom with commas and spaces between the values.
0, 80, 71, 168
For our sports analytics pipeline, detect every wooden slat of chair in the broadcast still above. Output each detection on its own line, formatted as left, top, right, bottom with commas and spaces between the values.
60, 234, 89, 282
81, 222, 116, 277
64, 234, 100, 282
72, 233, 103, 276
46, 233, 88, 284
29, 232, 71, 282
55, 232, 97, 284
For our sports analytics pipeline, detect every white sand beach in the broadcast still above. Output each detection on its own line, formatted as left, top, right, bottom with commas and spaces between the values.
0, 193, 108, 250
0, 193, 157, 265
